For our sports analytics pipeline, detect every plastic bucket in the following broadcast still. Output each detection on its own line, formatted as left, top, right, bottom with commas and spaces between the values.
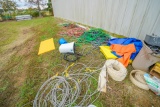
132, 42, 160, 71
59, 42, 75, 53
59, 38, 67, 45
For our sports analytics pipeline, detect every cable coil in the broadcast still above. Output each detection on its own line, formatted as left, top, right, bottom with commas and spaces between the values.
98, 59, 127, 92
33, 63, 102, 107
130, 70, 149, 90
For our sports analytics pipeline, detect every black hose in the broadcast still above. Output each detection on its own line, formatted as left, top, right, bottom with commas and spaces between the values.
63, 53, 82, 62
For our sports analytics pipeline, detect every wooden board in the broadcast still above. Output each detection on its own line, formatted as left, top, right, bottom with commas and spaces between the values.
150, 65, 160, 78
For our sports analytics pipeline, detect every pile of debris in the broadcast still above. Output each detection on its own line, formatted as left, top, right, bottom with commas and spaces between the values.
59, 23, 86, 37
77, 28, 111, 46
36, 23, 160, 107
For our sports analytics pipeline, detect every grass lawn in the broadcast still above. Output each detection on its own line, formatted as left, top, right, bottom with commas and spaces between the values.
0, 17, 160, 107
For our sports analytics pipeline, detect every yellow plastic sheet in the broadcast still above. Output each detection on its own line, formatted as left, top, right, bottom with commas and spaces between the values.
100, 46, 117, 59
38, 38, 55, 55
156, 62, 160, 67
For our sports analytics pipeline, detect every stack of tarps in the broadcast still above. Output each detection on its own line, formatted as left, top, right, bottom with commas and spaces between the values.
100, 38, 143, 67
98, 38, 144, 93
15, 15, 32, 21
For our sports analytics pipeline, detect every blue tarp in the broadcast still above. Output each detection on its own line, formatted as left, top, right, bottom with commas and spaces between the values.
108, 38, 143, 60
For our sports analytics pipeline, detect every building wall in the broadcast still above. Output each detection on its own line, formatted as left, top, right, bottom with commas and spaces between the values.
52, 0, 160, 40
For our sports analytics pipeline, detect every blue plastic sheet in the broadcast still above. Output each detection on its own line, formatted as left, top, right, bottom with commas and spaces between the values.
108, 38, 143, 60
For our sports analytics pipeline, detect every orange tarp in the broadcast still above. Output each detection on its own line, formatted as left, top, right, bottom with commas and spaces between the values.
110, 44, 136, 67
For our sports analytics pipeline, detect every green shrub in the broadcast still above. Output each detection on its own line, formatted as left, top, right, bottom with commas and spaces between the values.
41, 11, 47, 17
31, 11, 39, 17
0, 16, 3, 21
2, 14, 12, 20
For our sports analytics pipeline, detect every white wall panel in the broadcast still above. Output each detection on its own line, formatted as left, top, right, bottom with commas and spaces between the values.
138, 0, 160, 39
52, 0, 160, 40
128, 0, 150, 38
120, 0, 138, 37
114, 0, 128, 34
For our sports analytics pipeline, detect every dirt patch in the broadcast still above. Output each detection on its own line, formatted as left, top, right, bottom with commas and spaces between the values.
0, 27, 34, 71
0, 27, 36, 107
17, 39, 36, 56
0, 51, 16, 70
13, 38, 36, 87
4, 27, 34, 50
14, 70, 27, 87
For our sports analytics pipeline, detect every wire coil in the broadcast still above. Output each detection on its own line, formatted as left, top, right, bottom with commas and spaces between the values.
33, 63, 101, 107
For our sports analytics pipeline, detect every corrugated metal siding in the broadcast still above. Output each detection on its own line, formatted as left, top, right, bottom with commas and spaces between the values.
52, 0, 160, 40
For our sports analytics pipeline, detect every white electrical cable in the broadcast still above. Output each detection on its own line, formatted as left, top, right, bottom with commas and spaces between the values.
98, 59, 127, 92
33, 59, 103, 107
22, 46, 109, 107
130, 70, 149, 90
33, 68, 101, 106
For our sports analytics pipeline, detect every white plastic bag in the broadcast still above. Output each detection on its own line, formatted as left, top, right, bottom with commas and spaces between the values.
144, 73, 160, 96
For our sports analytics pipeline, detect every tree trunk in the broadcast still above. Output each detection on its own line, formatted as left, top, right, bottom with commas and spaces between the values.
37, 0, 41, 17
48, 0, 53, 16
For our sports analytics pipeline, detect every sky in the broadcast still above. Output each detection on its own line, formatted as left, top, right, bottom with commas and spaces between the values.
14, 0, 48, 9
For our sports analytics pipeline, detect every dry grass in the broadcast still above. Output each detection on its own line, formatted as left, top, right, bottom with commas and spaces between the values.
0, 17, 159, 107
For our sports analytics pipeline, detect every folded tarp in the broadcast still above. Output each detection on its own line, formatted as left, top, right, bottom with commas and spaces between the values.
110, 44, 136, 67
108, 38, 143, 60
99, 46, 117, 59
